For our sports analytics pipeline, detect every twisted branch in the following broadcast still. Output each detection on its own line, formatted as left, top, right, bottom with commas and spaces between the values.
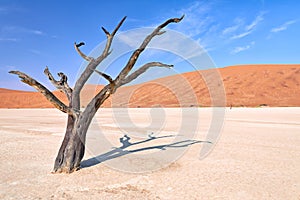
74, 42, 94, 62
44, 67, 72, 101
9, 70, 74, 115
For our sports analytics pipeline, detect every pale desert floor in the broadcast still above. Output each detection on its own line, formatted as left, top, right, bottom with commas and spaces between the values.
0, 108, 300, 200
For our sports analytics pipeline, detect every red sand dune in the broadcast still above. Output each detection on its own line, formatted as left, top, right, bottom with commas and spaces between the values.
1, 64, 299, 108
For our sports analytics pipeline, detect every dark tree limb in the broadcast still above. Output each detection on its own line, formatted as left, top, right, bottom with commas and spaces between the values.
86, 15, 184, 117
74, 42, 94, 62
72, 16, 127, 108
93, 69, 116, 93
80, 84, 111, 125
114, 15, 184, 87
93, 69, 114, 84
44, 67, 73, 101
9, 70, 74, 115
120, 62, 173, 86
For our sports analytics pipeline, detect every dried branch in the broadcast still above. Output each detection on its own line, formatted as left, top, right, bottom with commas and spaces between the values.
86, 16, 184, 115
73, 16, 127, 108
111, 16, 127, 36
93, 69, 114, 84
44, 67, 72, 101
74, 42, 94, 62
81, 84, 111, 119
9, 70, 74, 115
120, 62, 173, 86
114, 15, 184, 87
101, 27, 110, 37
94, 69, 116, 94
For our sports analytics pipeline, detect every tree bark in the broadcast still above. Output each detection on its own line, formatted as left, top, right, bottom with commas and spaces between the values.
52, 112, 93, 173
52, 115, 82, 173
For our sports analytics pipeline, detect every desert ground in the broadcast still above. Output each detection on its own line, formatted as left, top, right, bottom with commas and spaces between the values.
0, 108, 299, 199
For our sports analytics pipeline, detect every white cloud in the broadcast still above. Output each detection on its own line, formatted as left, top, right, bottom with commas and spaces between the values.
230, 31, 252, 40
3, 65, 17, 72
0, 5, 23, 14
222, 25, 239, 35
245, 13, 264, 31
271, 20, 297, 33
0, 6, 11, 14
229, 12, 265, 40
2, 26, 44, 35
0, 38, 18, 42
173, 1, 214, 38
231, 41, 255, 54
29, 49, 42, 55
31, 30, 43, 35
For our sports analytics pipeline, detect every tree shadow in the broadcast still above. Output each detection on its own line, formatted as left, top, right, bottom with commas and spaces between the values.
81, 133, 211, 169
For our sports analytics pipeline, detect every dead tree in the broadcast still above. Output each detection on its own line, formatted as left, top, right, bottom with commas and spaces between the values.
9, 15, 184, 173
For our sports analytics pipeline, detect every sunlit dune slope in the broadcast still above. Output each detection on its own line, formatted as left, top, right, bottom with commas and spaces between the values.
1, 64, 299, 108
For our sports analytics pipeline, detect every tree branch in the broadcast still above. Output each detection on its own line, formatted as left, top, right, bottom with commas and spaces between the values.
44, 67, 73, 101
114, 15, 184, 87
94, 69, 117, 94
111, 16, 127, 36
81, 84, 111, 120
93, 69, 113, 84
73, 16, 127, 108
120, 62, 173, 86
86, 16, 183, 115
74, 42, 94, 62
9, 70, 74, 115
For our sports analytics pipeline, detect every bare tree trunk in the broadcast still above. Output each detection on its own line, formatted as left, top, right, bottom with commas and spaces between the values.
52, 97, 104, 173
52, 115, 85, 173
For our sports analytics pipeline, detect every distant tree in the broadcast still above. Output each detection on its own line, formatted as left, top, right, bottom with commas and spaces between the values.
10, 16, 184, 173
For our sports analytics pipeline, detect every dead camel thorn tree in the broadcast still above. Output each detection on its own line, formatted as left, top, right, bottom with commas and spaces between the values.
9, 15, 184, 173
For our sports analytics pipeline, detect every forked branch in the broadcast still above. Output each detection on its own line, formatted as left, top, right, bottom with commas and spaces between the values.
44, 67, 72, 101
94, 69, 114, 84
120, 62, 173, 86
74, 42, 94, 62
114, 15, 184, 86
94, 69, 116, 94
87, 15, 184, 114
9, 70, 74, 115
73, 16, 127, 101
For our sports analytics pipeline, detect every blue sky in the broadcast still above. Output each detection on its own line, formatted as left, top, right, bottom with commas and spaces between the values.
0, 0, 299, 90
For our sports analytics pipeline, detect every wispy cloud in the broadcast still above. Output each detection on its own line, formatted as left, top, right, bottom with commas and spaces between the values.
173, 1, 214, 38
3, 65, 17, 72
0, 38, 18, 42
120, 1, 266, 56
0, 5, 24, 15
271, 20, 297, 33
31, 30, 43, 35
2, 26, 44, 36
222, 17, 244, 36
0, 6, 11, 14
245, 13, 264, 31
230, 12, 265, 40
222, 25, 239, 35
230, 31, 252, 40
231, 41, 255, 54
29, 49, 42, 55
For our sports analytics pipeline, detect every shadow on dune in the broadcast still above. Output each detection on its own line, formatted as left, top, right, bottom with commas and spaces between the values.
81, 133, 211, 169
